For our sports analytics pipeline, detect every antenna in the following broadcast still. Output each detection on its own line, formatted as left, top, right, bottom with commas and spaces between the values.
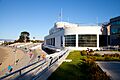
57, 8, 63, 22
60, 8, 63, 22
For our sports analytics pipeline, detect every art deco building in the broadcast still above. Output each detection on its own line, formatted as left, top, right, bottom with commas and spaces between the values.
44, 22, 102, 50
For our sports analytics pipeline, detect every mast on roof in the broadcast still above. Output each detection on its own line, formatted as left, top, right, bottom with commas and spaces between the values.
60, 8, 63, 22
58, 8, 63, 22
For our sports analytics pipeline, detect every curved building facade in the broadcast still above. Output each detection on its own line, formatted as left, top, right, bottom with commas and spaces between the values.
44, 22, 102, 50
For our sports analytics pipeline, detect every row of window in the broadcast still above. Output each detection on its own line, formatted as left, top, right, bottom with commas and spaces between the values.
46, 36, 63, 47
111, 28, 120, 34
45, 35, 97, 47
111, 21, 120, 25
46, 38, 55, 46
65, 35, 97, 47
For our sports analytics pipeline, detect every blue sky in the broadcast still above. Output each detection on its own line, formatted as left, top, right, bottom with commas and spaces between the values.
0, 0, 120, 40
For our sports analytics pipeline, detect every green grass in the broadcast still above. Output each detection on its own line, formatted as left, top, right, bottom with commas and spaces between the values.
48, 51, 82, 80
48, 50, 112, 80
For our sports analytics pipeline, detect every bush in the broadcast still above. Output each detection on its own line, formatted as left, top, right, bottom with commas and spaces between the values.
105, 56, 111, 61
89, 49, 94, 53
94, 53, 101, 57
48, 51, 111, 80
78, 59, 110, 80
89, 53, 94, 56
80, 50, 87, 56
103, 54, 109, 57
114, 53, 120, 57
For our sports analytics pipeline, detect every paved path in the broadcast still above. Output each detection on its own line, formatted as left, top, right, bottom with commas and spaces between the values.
33, 50, 70, 80
15, 49, 69, 80
96, 61, 120, 80
94, 51, 120, 55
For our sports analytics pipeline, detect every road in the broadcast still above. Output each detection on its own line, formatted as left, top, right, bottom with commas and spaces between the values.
96, 61, 120, 80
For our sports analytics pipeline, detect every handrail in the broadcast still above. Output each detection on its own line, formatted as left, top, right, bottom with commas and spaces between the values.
33, 49, 68, 80
0, 59, 46, 80
0, 49, 68, 80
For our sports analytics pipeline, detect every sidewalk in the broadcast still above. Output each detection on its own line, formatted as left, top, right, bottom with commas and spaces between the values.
96, 61, 120, 80
33, 50, 70, 80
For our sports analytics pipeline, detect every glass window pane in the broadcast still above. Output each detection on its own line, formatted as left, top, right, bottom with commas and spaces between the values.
78, 35, 97, 47
65, 35, 76, 47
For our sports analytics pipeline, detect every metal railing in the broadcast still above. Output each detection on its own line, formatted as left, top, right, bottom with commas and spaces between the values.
0, 49, 68, 80
0, 60, 46, 80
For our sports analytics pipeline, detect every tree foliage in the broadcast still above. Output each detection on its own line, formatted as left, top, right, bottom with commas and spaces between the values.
17, 31, 30, 42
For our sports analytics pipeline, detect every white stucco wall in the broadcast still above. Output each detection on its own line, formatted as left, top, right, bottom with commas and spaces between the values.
64, 26, 102, 35
44, 22, 102, 50
44, 29, 64, 49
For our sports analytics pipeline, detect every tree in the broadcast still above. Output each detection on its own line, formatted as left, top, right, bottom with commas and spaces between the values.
17, 31, 30, 42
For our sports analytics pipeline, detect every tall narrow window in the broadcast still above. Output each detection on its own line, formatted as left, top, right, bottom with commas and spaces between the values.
53, 38, 55, 46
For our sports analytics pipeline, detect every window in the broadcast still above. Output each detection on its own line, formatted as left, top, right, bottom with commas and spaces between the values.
111, 28, 120, 34
111, 21, 120, 25
46, 38, 55, 46
78, 35, 97, 47
65, 35, 76, 47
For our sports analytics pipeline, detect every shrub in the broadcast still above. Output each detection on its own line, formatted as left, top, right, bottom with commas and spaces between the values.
114, 53, 119, 57
80, 50, 87, 56
89, 53, 94, 56
105, 56, 111, 61
104, 54, 109, 57
94, 53, 101, 57
78, 59, 110, 80
89, 49, 94, 53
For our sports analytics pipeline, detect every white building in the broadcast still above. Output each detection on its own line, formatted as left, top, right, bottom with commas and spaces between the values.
44, 22, 102, 50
